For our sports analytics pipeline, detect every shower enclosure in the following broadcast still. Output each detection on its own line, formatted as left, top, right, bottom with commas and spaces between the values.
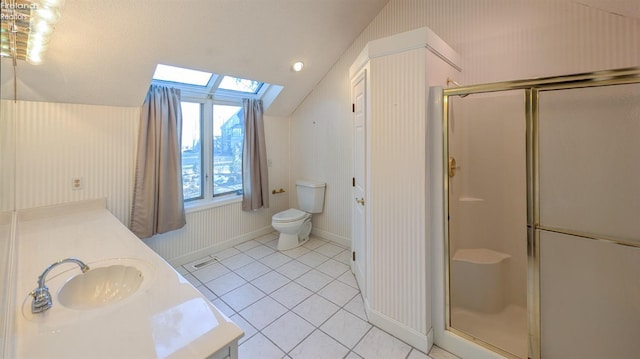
442, 68, 640, 359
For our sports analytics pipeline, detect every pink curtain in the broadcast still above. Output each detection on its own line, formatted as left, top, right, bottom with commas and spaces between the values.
131, 85, 186, 238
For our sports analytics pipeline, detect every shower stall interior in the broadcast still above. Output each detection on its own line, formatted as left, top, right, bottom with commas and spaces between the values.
442, 67, 640, 359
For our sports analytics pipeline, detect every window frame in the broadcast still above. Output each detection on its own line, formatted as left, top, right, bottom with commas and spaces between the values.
150, 64, 276, 211
181, 100, 205, 202
181, 95, 245, 212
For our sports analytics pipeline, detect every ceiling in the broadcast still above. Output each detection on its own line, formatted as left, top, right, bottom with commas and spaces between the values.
574, 0, 640, 19
1, 0, 637, 116
0, 0, 389, 116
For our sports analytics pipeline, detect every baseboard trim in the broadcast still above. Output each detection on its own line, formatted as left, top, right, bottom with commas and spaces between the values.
311, 227, 351, 248
167, 226, 275, 267
366, 306, 432, 353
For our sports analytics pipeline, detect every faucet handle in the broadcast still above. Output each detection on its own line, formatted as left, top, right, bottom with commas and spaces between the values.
31, 286, 53, 313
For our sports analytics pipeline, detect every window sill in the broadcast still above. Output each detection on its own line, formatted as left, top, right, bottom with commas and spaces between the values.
184, 195, 242, 214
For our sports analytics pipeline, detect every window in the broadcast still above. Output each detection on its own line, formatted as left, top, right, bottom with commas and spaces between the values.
181, 102, 203, 201
212, 104, 244, 196
218, 76, 263, 94
153, 64, 213, 87
180, 100, 245, 202
151, 64, 281, 206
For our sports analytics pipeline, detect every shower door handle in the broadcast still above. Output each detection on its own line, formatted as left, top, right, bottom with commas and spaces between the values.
448, 157, 458, 178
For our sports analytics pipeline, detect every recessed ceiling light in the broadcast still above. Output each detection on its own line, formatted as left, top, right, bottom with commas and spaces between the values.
292, 61, 304, 72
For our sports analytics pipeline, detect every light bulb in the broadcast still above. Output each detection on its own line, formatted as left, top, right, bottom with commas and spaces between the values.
292, 61, 304, 72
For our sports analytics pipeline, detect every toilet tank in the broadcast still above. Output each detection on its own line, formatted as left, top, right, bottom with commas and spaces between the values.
296, 179, 326, 213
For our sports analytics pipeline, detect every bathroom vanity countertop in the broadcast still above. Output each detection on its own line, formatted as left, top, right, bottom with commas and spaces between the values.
8, 199, 243, 358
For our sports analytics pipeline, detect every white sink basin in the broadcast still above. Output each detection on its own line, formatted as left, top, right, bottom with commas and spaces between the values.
58, 264, 144, 310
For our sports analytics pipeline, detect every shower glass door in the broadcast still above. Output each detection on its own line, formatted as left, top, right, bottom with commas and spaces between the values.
447, 91, 529, 359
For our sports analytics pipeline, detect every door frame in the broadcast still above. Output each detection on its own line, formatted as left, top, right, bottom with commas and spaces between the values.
351, 65, 371, 306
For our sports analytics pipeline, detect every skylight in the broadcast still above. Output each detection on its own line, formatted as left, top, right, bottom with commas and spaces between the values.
150, 64, 280, 105
218, 76, 263, 94
152, 64, 213, 86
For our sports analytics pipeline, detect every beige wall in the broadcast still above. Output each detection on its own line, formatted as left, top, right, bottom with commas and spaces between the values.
289, 0, 640, 355
2, 99, 290, 264
289, 0, 640, 244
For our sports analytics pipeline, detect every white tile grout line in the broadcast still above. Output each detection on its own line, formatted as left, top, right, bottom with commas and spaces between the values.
178, 237, 432, 358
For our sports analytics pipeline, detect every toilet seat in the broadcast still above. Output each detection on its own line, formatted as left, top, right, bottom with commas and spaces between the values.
272, 208, 307, 223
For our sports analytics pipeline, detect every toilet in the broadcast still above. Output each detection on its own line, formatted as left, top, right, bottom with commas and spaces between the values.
272, 179, 326, 250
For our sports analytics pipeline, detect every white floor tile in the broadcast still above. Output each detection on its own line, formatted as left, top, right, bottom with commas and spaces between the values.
260, 252, 292, 269
302, 236, 327, 250
245, 244, 276, 259
213, 247, 241, 260
315, 258, 350, 278
235, 239, 262, 251
251, 270, 291, 294
181, 273, 200, 287
354, 327, 412, 359
320, 309, 371, 349
317, 280, 359, 306
296, 251, 330, 267
205, 272, 246, 296
181, 237, 459, 359
240, 296, 288, 330
221, 253, 255, 270
344, 293, 368, 321
281, 245, 311, 258
239, 333, 285, 359
292, 294, 339, 327
175, 265, 189, 275
211, 298, 236, 317
345, 351, 364, 359
191, 262, 230, 283
265, 238, 280, 250
262, 311, 315, 353
229, 313, 257, 344
254, 232, 279, 243
337, 270, 358, 288
333, 249, 352, 265
270, 281, 313, 309
428, 346, 461, 359
275, 260, 311, 280
314, 243, 345, 257
195, 285, 217, 301
408, 348, 431, 359
234, 260, 270, 281
294, 269, 333, 292
289, 329, 349, 359
220, 283, 265, 312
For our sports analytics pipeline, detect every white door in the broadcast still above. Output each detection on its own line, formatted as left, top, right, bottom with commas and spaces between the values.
352, 71, 366, 293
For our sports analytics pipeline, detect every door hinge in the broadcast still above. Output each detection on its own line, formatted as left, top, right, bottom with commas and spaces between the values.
352, 103, 355, 112
352, 251, 356, 261
352, 177, 355, 187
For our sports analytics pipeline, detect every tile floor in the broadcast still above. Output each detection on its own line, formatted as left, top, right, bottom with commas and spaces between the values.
175, 232, 459, 359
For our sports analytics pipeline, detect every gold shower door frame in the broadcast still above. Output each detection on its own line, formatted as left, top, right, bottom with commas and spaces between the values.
442, 67, 640, 359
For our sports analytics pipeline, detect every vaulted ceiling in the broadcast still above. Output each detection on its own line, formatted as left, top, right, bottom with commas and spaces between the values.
1, 0, 637, 116
0, 0, 389, 116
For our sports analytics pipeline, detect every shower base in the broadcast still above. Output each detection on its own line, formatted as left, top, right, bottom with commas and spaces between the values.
451, 304, 527, 358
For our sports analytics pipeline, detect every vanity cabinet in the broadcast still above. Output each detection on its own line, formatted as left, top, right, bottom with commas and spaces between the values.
7, 199, 242, 358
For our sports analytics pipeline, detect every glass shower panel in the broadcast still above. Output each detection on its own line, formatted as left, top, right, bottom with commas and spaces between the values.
448, 91, 528, 358
539, 83, 640, 242
538, 83, 640, 358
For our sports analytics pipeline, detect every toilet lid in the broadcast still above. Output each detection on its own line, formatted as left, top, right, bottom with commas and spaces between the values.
273, 208, 307, 222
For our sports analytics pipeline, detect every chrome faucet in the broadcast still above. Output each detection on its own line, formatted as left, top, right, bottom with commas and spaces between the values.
31, 258, 90, 314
